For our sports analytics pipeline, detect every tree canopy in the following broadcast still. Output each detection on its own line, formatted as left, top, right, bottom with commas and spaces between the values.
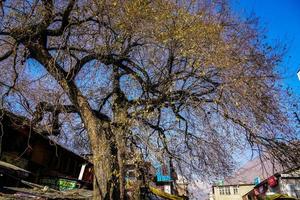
0, 0, 299, 199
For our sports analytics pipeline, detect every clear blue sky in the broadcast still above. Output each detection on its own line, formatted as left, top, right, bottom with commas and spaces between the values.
231, 0, 300, 95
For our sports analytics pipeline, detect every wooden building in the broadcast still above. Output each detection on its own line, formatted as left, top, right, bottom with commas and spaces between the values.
0, 110, 92, 190
0, 110, 189, 199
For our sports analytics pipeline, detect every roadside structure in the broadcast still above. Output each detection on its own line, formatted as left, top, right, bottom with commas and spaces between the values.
150, 159, 189, 199
212, 183, 254, 200
243, 167, 300, 200
0, 110, 93, 190
211, 156, 283, 200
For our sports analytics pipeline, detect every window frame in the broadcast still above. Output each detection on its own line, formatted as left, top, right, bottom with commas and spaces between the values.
225, 186, 231, 195
233, 185, 239, 195
219, 187, 225, 195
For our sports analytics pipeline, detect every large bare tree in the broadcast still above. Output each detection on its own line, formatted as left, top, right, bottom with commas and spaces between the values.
0, 0, 298, 199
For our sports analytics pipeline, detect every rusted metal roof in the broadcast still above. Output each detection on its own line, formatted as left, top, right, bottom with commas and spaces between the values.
0, 160, 30, 174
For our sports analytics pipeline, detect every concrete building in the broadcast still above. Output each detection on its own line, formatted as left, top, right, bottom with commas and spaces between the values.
212, 184, 254, 200
211, 156, 284, 200
243, 167, 300, 200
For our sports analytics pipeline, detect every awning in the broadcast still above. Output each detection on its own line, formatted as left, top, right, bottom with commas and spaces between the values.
266, 194, 297, 200
150, 186, 185, 200
0, 160, 30, 174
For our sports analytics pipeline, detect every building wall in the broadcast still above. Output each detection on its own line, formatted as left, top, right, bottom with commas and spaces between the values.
279, 178, 300, 198
280, 169, 300, 198
213, 185, 254, 200
242, 170, 300, 200
0, 117, 91, 182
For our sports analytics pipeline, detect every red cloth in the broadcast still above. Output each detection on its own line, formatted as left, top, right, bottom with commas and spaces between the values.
267, 176, 277, 187
254, 188, 260, 195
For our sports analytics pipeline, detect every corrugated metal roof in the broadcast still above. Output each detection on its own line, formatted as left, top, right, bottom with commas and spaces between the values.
0, 160, 31, 174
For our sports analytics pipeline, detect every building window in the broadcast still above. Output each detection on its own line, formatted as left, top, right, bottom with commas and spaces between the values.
225, 186, 231, 195
219, 187, 225, 195
233, 186, 239, 195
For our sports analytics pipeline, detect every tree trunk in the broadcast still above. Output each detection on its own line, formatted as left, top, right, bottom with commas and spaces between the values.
27, 40, 124, 199
115, 126, 127, 199
111, 105, 128, 199
79, 106, 120, 199
112, 104, 144, 200
91, 135, 120, 200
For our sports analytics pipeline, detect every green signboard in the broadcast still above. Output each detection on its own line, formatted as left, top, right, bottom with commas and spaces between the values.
40, 177, 78, 191
58, 178, 77, 190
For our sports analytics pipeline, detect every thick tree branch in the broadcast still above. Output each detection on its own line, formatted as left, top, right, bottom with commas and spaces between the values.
33, 101, 110, 126
66, 53, 116, 80
46, 0, 76, 36
0, 49, 13, 61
